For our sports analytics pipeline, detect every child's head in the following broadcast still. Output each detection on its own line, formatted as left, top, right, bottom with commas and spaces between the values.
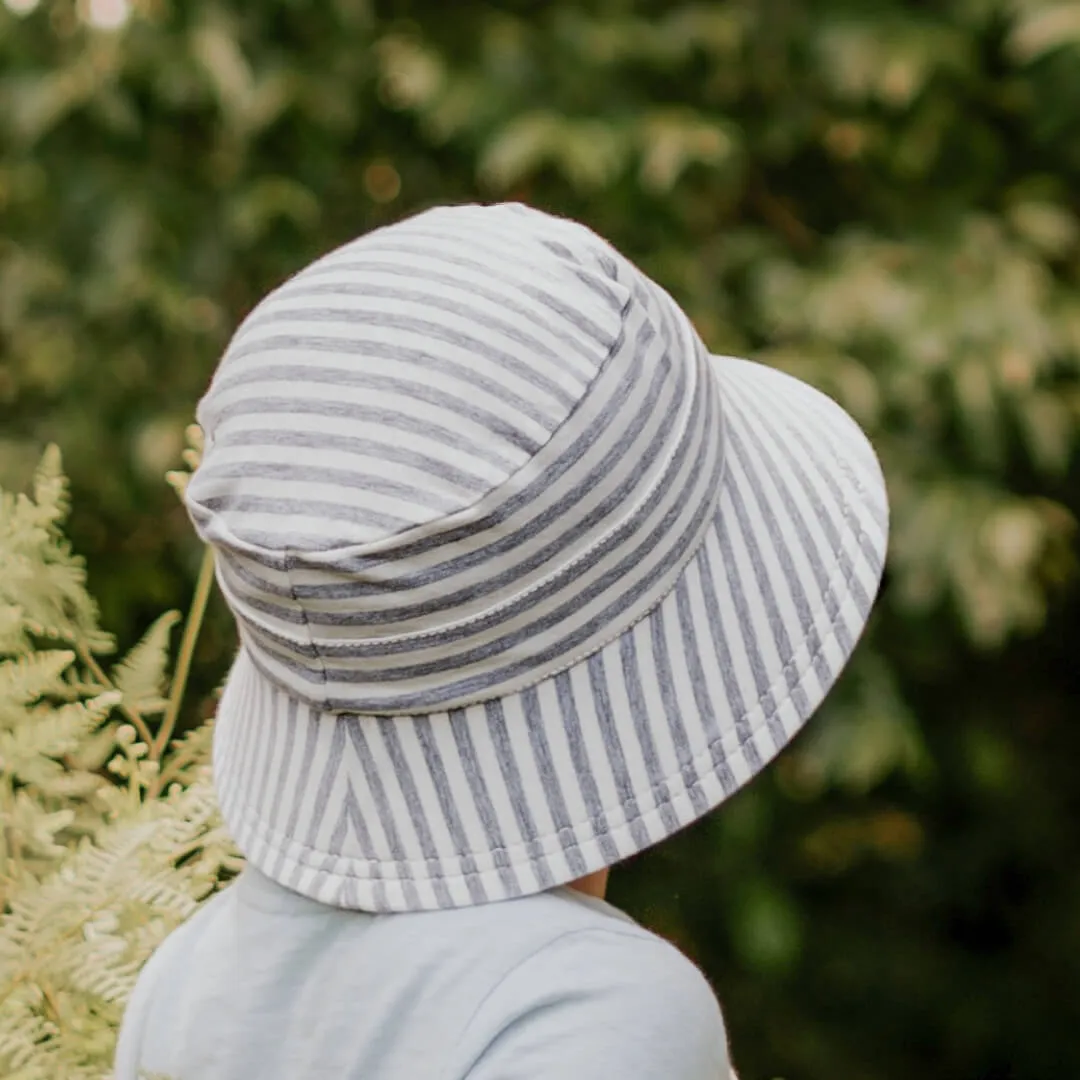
184, 202, 888, 912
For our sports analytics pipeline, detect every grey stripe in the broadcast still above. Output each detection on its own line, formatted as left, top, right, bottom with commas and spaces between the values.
726, 422, 838, 682
553, 671, 620, 862
265, 697, 300, 873
222, 672, 258, 825
231, 666, 264, 816
322, 804, 351, 879
646, 607, 712, 814
214, 359, 559, 438
211, 524, 404, 557
725, 412, 855, 650
377, 719, 454, 908
208, 394, 523, 470
338, 783, 374, 859
586, 653, 651, 850
218, 556, 294, 601
214, 570, 311, 622
672, 572, 741, 790
652, 290, 681, 354
301, 715, 347, 855
724, 464, 812, 718
520, 686, 587, 877
336, 873, 358, 909
756, 383, 885, 573
538, 238, 626, 312
250, 674, 280, 818
630, 280, 674, 355
198, 494, 413, 535
250, 283, 593, 397
734, 387, 873, 618
618, 632, 680, 833
279, 267, 614, 359
203, 461, 463, 514
457, 229, 625, 317
277, 705, 321, 884
413, 716, 487, 905
349, 238, 621, 342
485, 699, 555, 889
341, 785, 388, 911
447, 708, 522, 897
691, 540, 761, 764
217, 427, 491, 495
714, 515, 788, 751
235, 309, 577, 410
342, 717, 421, 909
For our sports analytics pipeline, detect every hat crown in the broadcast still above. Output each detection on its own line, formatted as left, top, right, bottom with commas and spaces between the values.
192, 205, 633, 551
186, 203, 725, 714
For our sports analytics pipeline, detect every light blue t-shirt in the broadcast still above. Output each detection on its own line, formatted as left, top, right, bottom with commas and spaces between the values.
115, 867, 732, 1079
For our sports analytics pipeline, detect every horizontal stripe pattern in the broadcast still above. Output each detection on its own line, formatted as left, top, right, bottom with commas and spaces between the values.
196, 203, 888, 912
188, 203, 725, 713
212, 349, 888, 912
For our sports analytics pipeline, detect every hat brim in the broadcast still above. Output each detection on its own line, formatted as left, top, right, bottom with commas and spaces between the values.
212, 354, 888, 911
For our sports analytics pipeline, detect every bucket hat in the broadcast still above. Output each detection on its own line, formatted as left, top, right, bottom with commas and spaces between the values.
185, 202, 888, 913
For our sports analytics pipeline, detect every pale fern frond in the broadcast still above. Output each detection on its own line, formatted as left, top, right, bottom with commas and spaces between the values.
0, 447, 113, 656
0, 649, 76, 710
0, 446, 231, 1079
153, 717, 215, 793
6, 792, 76, 861
0, 985, 59, 1079
111, 611, 181, 717
0, 694, 119, 789
29, 444, 70, 531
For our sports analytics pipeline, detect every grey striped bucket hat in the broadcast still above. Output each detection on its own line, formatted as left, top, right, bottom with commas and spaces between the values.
185, 202, 888, 912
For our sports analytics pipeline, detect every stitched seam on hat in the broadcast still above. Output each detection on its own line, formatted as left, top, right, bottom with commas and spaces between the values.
227, 517, 874, 879
284, 544, 328, 699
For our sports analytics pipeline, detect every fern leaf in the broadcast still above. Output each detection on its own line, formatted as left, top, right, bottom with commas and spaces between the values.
0, 694, 119, 788
111, 612, 181, 717
30, 445, 69, 533
0, 650, 77, 711
0, 449, 113, 654
0, 445, 226, 1078
6, 792, 76, 861
155, 718, 214, 786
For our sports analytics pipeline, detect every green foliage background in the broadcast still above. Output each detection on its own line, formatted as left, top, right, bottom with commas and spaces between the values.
2, 0, 1079, 1076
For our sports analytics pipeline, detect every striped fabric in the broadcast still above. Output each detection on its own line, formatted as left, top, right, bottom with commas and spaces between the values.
187, 203, 889, 912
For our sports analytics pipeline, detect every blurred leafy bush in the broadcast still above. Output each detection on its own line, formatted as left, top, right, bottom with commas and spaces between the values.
1, 0, 1079, 1076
